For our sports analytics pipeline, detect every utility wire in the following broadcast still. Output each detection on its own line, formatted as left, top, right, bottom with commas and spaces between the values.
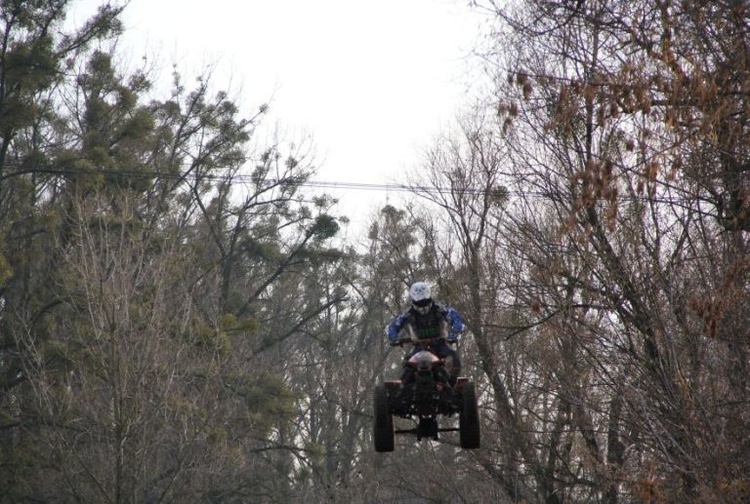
8, 165, 704, 204
16, 166, 495, 196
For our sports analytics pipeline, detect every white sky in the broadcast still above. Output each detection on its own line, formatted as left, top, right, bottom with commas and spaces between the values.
71, 0, 488, 230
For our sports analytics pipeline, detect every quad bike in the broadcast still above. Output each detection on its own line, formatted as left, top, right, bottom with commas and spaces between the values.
373, 326, 480, 452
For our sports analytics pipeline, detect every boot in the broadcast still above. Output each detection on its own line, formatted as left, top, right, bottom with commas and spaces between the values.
448, 364, 461, 387
400, 366, 414, 386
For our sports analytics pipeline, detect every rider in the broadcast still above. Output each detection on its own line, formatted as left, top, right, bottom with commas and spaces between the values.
387, 281, 465, 386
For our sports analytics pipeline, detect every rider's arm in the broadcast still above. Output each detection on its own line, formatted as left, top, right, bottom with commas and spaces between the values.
444, 306, 464, 341
386, 313, 407, 343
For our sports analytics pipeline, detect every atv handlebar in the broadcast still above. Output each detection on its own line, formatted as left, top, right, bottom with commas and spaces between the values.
392, 336, 457, 347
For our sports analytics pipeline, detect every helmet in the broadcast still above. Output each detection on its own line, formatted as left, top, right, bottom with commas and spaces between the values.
409, 282, 433, 314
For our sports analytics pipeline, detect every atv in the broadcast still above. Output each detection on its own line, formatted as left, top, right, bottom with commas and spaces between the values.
373, 331, 480, 452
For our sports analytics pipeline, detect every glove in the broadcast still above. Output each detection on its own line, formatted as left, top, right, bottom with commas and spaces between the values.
389, 340, 401, 347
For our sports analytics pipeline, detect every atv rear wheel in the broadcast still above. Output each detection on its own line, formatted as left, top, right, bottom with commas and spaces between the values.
459, 382, 480, 449
374, 384, 394, 452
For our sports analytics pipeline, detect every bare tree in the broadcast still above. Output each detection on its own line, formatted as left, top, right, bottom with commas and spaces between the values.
472, 0, 750, 500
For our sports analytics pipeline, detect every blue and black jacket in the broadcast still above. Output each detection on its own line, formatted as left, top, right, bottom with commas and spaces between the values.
387, 302, 464, 344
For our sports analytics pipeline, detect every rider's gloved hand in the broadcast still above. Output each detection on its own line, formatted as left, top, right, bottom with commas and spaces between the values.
389, 339, 401, 347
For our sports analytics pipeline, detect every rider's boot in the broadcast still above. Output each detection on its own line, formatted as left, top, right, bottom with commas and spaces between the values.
395, 366, 414, 404
448, 365, 461, 387
400, 366, 414, 386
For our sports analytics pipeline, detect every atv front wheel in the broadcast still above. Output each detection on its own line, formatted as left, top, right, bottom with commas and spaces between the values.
459, 382, 480, 449
374, 384, 394, 452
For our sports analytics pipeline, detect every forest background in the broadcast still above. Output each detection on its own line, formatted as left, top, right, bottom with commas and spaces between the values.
1, 0, 749, 502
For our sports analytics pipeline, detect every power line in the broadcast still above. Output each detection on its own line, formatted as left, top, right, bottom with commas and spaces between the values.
9, 165, 702, 204
293, 180, 414, 193
16, 166, 499, 196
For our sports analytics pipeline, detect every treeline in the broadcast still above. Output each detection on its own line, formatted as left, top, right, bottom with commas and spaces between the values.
1, 1, 749, 503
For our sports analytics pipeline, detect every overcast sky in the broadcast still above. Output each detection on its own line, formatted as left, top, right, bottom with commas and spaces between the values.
72, 0, 488, 228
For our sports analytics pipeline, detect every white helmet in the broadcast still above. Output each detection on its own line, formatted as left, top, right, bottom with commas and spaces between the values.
409, 282, 433, 314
